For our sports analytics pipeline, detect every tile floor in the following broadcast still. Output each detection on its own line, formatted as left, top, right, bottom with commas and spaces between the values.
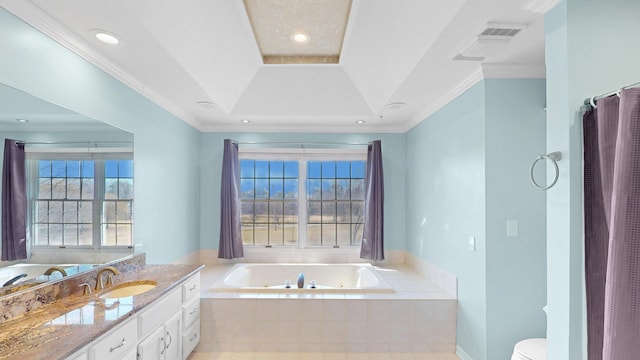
187, 352, 460, 359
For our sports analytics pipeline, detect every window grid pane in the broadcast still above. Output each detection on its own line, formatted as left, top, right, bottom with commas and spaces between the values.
240, 159, 299, 246
240, 158, 365, 247
33, 160, 96, 246
306, 160, 365, 246
32, 159, 132, 247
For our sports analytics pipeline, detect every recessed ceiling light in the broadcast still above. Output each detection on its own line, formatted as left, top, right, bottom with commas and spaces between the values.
355, 120, 366, 124
291, 32, 310, 44
240, 120, 251, 124
16, 118, 29, 123
384, 102, 407, 111
94, 31, 120, 45
196, 101, 217, 109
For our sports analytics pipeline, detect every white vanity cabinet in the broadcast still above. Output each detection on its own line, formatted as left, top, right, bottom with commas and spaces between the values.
137, 311, 182, 360
137, 271, 201, 360
66, 351, 87, 360
181, 272, 201, 359
63, 270, 201, 360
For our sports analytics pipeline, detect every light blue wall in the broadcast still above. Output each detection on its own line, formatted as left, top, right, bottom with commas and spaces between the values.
199, 132, 406, 252
0, 8, 201, 264
406, 79, 547, 360
544, 0, 640, 358
484, 79, 547, 359
406, 82, 487, 359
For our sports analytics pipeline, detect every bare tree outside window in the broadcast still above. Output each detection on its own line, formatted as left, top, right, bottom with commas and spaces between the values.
240, 157, 364, 247
31, 158, 133, 248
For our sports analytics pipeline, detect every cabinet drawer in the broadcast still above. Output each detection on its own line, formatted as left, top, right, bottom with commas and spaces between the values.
182, 297, 200, 329
181, 322, 200, 360
138, 286, 182, 338
182, 273, 200, 302
88, 319, 137, 360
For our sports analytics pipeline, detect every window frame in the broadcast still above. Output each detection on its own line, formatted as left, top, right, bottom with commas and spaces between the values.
239, 147, 367, 248
26, 150, 133, 250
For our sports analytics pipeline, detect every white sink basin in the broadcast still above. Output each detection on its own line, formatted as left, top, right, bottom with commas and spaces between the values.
99, 280, 158, 299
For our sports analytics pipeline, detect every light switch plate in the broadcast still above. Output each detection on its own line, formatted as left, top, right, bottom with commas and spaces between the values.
469, 236, 476, 251
507, 220, 518, 237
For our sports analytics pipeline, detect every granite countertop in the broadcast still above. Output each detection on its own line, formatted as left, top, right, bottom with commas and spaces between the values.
0, 264, 203, 360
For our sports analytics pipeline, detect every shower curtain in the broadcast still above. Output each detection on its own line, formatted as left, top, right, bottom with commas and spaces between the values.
1, 139, 27, 261
583, 88, 640, 360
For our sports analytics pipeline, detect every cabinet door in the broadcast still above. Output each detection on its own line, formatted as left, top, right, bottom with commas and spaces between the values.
122, 347, 137, 360
164, 311, 182, 360
137, 326, 165, 360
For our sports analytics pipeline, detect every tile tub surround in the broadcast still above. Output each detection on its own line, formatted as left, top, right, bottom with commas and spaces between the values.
197, 264, 457, 354
0, 263, 203, 360
0, 253, 146, 323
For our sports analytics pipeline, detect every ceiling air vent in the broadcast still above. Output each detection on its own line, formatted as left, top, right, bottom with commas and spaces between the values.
453, 22, 527, 61
480, 27, 522, 37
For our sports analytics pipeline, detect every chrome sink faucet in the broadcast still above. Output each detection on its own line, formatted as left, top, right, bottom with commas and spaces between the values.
95, 266, 120, 290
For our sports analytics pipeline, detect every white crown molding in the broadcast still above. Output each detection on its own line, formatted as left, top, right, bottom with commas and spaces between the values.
522, 0, 561, 14
402, 67, 484, 132
402, 62, 546, 132
200, 122, 405, 134
481, 63, 546, 79
0, 0, 204, 131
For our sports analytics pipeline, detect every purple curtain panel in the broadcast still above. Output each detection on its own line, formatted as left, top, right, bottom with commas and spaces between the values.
360, 140, 384, 261
1, 139, 27, 261
218, 139, 244, 259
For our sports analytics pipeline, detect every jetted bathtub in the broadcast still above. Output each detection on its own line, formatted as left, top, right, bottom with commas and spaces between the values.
211, 263, 393, 293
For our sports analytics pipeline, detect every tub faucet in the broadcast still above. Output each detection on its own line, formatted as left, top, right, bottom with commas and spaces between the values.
95, 266, 120, 290
44, 266, 67, 277
2, 273, 27, 287
297, 273, 304, 288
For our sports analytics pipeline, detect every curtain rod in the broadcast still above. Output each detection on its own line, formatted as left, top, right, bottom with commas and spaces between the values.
232, 140, 372, 146
16, 141, 132, 146
584, 80, 640, 106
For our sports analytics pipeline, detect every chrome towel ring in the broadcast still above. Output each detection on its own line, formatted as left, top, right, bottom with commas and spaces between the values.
530, 151, 562, 190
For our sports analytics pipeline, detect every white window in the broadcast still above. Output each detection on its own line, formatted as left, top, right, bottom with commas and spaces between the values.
27, 153, 133, 248
239, 149, 366, 247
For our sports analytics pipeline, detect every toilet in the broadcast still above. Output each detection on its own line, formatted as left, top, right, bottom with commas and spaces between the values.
511, 305, 547, 360
511, 338, 547, 360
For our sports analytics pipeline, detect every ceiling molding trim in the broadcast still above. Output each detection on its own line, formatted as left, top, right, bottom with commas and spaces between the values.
0, 1, 204, 131
522, 0, 561, 14
200, 123, 405, 134
402, 67, 484, 132
402, 62, 546, 132
481, 63, 546, 79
